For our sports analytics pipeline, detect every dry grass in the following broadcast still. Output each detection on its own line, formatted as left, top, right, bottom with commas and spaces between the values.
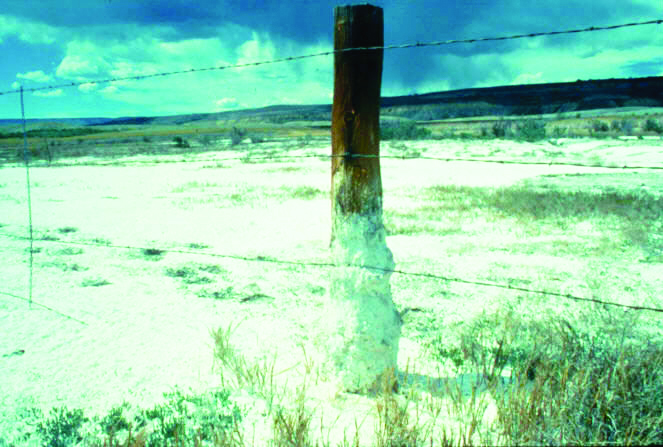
11, 247, 663, 446
4, 123, 662, 445
198, 308, 663, 446
8, 180, 661, 445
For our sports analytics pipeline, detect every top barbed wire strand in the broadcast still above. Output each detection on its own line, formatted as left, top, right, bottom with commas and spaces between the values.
0, 19, 660, 96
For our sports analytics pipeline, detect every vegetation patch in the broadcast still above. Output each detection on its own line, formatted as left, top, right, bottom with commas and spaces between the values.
381, 121, 432, 140
284, 185, 325, 200
81, 277, 111, 287
424, 183, 662, 221
196, 286, 235, 300
171, 180, 221, 193
424, 303, 663, 445
14, 388, 242, 447
645, 118, 663, 134
91, 237, 112, 246
164, 263, 224, 285
172, 136, 190, 148
57, 247, 84, 256
142, 247, 165, 260
0, 127, 107, 140
38, 232, 60, 241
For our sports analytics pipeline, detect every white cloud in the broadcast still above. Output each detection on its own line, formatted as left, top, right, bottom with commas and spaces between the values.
39, 23, 334, 115
215, 97, 242, 111
17, 70, 52, 83
510, 72, 544, 85
11, 81, 20, 89
0, 14, 57, 44
236, 32, 277, 66
158, 38, 228, 60
101, 85, 118, 95
56, 41, 111, 81
57, 55, 99, 78
78, 82, 98, 92
33, 89, 63, 97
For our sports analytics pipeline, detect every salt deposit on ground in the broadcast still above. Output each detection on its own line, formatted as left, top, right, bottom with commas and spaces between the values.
1, 136, 662, 445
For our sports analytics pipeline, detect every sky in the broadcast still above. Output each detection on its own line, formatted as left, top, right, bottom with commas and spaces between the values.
0, 0, 661, 119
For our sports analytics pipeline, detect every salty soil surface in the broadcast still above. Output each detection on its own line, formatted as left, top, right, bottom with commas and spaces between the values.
1, 136, 663, 445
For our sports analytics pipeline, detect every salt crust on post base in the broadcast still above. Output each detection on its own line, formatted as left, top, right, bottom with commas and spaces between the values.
312, 209, 402, 394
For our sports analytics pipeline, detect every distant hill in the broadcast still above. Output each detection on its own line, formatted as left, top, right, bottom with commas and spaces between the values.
0, 117, 110, 128
1, 76, 661, 128
380, 76, 663, 121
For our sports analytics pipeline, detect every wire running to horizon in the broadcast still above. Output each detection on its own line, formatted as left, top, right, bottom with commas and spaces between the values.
1, 234, 662, 316
3, 144, 662, 171
0, 18, 660, 96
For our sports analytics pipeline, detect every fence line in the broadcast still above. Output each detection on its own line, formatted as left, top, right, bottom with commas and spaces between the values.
0, 290, 89, 326
1, 233, 662, 319
4, 143, 663, 171
0, 18, 660, 96
19, 86, 34, 308
2, 16, 662, 329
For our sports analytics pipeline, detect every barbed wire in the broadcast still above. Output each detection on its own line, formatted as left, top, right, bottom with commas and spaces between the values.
2, 17, 662, 329
1, 233, 662, 317
0, 290, 89, 325
2, 144, 663, 171
0, 19, 660, 96
333, 153, 663, 170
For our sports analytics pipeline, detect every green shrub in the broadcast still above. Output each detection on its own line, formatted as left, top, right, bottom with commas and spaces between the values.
99, 403, 132, 434
492, 119, 512, 138
173, 136, 190, 148
611, 119, 634, 136
25, 388, 242, 446
230, 127, 246, 145
381, 121, 432, 140
591, 121, 609, 133
36, 406, 89, 447
645, 118, 663, 134
620, 119, 634, 135
514, 119, 546, 142
137, 388, 242, 445
550, 126, 568, 138
198, 134, 213, 146
296, 134, 312, 146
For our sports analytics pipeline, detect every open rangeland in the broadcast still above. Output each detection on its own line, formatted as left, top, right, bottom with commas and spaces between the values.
1, 128, 662, 446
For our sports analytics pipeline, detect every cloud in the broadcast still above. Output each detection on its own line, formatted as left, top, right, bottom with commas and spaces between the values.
236, 32, 276, 65
101, 85, 118, 95
56, 41, 111, 81
0, 14, 57, 44
215, 97, 241, 111
33, 89, 63, 97
17, 70, 52, 83
510, 72, 544, 85
78, 83, 99, 93
11, 81, 20, 89
40, 19, 335, 115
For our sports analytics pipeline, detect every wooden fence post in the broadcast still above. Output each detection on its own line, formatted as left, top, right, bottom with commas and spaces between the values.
313, 4, 401, 394
330, 4, 385, 244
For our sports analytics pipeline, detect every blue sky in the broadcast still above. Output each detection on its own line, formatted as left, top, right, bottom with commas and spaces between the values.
0, 0, 661, 119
